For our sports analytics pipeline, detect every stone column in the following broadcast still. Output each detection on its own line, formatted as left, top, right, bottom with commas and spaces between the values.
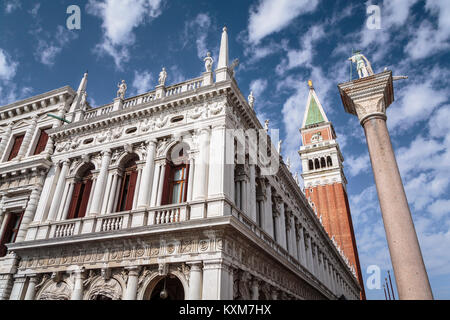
250, 278, 259, 300
156, 162, 166, 206
298, 226, 307, 266
264, 184, 274, 237
306, 235, 314, 273
137, 140, 157, 209
106, 172, 119, 214
9, 276, 27, 300
290, 216, 298, 259
187, 156, 195, 202
16, 184, 43, 242
202, 259, 232, 300
123, 267, 140, 300
338, 71, 433, 300
208, 125, 226, 197
17, 115, 38, 159
24, 275, 38, 300
47, 160, 70, 221
271, 289, 278, 300
61, 180, 75, 220
192, 128, 210, 200
249, 165, 257, 222
71, 269, 85, 300
89, 150, 111, 215
277, 201, 287, 250
0, 123, 13, 160
187, 261, 203, 300
150, 163, 161, 207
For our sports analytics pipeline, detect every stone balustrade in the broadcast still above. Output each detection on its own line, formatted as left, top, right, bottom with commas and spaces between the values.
29, 203, 190, 241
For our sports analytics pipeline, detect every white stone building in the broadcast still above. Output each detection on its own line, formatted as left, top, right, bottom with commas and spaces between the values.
0, 27, 361, 300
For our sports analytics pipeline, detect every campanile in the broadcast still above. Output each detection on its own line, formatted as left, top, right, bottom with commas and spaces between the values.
299, 80, 365, 299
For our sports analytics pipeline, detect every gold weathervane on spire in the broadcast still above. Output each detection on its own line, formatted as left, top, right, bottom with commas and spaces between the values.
308, 80, 313, 89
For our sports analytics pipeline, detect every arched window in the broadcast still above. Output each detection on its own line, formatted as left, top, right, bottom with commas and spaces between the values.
116, 156, 139, 212
162, 145, 189, 205
320, 157, 326, 168
314, 159, 320, 170
308, 160, 314, 170
327, 156, 333, 167
67, 164, 94, 220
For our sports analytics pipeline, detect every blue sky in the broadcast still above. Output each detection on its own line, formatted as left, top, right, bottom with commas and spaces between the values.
1, 0, 449, 300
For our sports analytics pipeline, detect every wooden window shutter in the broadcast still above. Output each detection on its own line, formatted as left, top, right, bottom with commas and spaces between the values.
8, 134, 25, 161
124, 170, 138, 211
67, 182, 83, 220
161, 164, 172, 206
33, 130, 49, 155
77, 179, 93, 218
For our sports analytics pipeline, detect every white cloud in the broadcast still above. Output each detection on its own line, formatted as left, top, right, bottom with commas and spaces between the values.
5, 0, 21, 14
131, 70, 153, 95
275, 25, 325, 75
87, 0, 163, 68
429, 105, 450, 138
29, 3, 40, 17
405, 0, 450, 60
249, 79, 267, 98
184, 13, 212, 60
387, 81, 447, 132
0, 48, 33, 106
345, 153, 370, 177
35, 26, 78, 66
0, 49, 18, 81
248, 0, 319, 44
427, 199, 450, 220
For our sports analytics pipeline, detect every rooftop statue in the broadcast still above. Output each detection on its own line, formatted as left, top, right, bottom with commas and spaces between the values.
248, 91, 255, 108
204, 52, 214, 72
117, 80, 127, 99
348, 51, 374, 79
158, 67, 168, 86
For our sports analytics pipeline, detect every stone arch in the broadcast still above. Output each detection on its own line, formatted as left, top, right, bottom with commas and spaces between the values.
84, 275, 125, 300
116, 151, 140, 169
36, 279, 72, 300
164, 140, 191, 165
138, 270, 188, 300
71, 161, 96, 179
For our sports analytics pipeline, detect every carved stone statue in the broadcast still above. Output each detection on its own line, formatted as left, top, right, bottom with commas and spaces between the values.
348, 51, 374, 79
80, 92, 88, 111
264, 120, 269, 132
117, 80, 127, 99
204, 52, 214, 72
248, 91, 255, 108
158, 67, 167, 86
277, 140, 282, 154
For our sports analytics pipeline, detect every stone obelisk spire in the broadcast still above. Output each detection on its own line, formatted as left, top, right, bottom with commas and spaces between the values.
215, 26, 230, 82
338, 66, 433, 300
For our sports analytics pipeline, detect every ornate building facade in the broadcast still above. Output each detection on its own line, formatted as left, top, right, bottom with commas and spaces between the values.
0, 27, 361, 300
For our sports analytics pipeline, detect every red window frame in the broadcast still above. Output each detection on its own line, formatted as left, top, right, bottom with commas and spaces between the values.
116, 161, 138, 212
7, 134, 25, 161
33, 129, 49, 155
67, 172, 93, 220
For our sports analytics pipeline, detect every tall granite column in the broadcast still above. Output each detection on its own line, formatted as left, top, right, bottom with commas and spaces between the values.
338, 70, 433, 300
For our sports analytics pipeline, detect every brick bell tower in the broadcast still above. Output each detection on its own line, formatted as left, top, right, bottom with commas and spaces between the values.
299, 80, 365, 299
